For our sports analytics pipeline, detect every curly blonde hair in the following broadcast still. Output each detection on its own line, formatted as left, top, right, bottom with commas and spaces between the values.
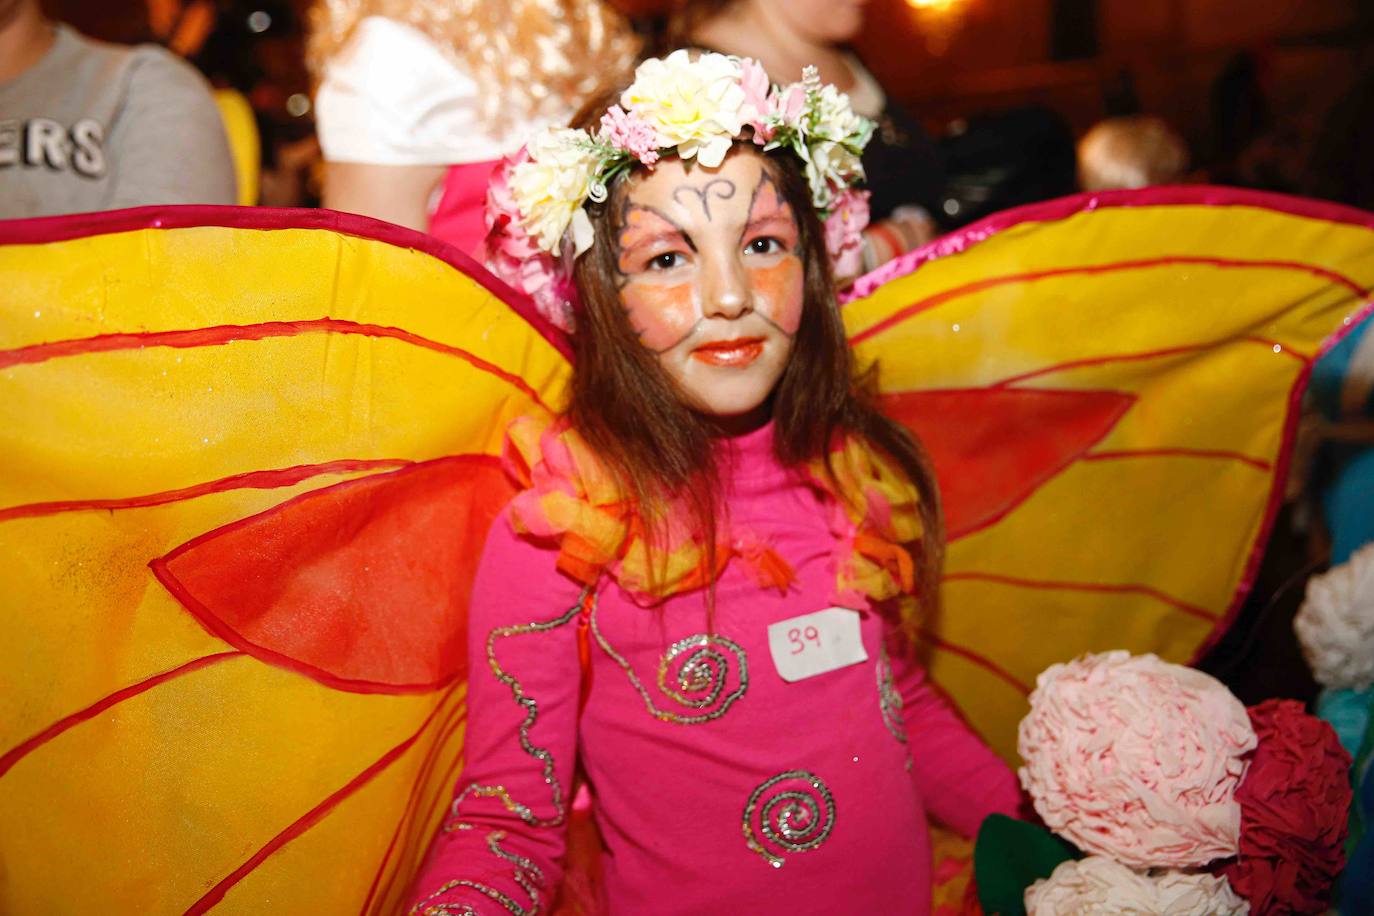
307, 0, 641, 135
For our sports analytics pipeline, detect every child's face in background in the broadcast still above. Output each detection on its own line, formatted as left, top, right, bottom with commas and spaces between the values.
615, 151, 804, 429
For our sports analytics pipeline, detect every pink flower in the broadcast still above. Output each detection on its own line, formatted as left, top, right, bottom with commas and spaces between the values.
1018, 651, 1257, 868
739, 58, 775, 143
778, 84, 806, 123
483, 149, 578, 331
824, 188, 870, 278
740, 58, 807, 145
598, 105, 660, 166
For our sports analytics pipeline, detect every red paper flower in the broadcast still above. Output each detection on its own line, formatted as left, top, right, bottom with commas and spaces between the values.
1221, 699, 1352, 914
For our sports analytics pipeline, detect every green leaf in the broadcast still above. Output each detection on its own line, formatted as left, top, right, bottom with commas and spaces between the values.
974, 814, 1079, 916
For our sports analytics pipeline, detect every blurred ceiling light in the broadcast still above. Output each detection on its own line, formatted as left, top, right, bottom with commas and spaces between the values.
905, 0, 970, 55
247, 11, 273, 33
286, 93, 311, 117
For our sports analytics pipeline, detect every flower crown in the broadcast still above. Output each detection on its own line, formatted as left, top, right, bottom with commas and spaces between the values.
484, 50, 876, 331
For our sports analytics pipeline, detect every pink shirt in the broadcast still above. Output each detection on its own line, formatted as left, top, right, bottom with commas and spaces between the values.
406, 424, 1022, 914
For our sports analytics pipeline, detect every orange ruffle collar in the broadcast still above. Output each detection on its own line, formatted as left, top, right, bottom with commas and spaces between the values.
502, 416, 924, 624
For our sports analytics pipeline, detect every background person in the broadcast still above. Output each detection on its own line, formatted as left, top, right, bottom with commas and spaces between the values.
1077, 114, 1190, 192
308, 0, 638, 255
0, 0, 236, 218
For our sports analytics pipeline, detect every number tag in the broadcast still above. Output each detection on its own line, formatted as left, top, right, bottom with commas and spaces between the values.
767, 607, 868, 683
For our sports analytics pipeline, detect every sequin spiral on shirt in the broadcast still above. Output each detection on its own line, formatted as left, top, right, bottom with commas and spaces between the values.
411, 831, 544, 915
446, 591, 593, 833
877, 646, 908, 744
742, 770, 836, 867
591, 606, 748, 724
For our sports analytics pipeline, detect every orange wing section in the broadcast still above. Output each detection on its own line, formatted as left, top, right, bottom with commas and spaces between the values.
0, 208, 569, 915
843, 188, 1374, 761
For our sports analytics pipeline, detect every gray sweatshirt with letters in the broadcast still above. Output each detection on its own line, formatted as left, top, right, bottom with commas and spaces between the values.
0, 24, 237, 218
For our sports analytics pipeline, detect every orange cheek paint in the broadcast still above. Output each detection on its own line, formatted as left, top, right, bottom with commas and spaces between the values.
749, 256, 804, 335
622, 282, 700, 352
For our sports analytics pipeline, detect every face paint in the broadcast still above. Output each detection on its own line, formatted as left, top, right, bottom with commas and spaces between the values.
617, 208, 701, 353
614, 150, 806, 428
740, 176, 803, 335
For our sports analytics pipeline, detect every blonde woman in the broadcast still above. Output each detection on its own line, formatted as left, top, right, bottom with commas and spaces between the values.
308, 0, 638, 253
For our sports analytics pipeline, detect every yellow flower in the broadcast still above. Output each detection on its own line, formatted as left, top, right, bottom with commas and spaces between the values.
621, 50, 745, 169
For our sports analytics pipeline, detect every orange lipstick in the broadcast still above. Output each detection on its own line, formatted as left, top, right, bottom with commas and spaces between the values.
691, 337, 764, 367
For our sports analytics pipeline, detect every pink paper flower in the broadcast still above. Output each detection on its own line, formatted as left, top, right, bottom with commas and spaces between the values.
599, 105, 660, 166
483, 149, 577, 331
1018, 651, 1257, 868
824, 188, 870, 278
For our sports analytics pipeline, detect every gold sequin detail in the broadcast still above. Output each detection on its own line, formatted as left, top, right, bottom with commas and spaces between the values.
742, 770, 836, 867
877, 646, 908, 744
590, 605, 748, 724
410, 831, 543, 916
446, 590, 591, 832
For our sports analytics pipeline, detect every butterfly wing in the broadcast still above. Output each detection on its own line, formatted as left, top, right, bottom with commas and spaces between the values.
844, 188, 1374, 761
0, 207, 570, 914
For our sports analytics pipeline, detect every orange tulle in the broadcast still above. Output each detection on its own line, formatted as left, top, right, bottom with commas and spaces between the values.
501, 415, 925, 612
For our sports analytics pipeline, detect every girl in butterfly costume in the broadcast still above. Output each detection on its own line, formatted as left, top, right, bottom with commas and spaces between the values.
405, 52, 1023, 915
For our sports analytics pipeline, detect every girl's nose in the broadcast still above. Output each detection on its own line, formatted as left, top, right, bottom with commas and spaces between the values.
701, 256, 754, 320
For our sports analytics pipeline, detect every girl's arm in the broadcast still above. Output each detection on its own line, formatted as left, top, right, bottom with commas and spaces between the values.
889, 635, 1026, 838
404, 515, 586, 915
321, 162, 447, 233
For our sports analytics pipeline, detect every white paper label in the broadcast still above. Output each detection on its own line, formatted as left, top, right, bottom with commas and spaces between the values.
767, 607, 868, 683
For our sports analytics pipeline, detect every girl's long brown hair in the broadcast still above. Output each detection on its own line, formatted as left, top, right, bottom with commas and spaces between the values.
566, 96, 944, 620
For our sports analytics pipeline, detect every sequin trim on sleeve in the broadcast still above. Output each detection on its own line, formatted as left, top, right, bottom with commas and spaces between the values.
446, 589, 591, 832
742, 770, 836, 867
589, 602, 749, 724
410, 831, 544, 916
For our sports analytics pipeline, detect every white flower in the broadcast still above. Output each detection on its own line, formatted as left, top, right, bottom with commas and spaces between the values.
810, 83, 869, 145
510, 128, 599, 253
1025, 857, 1249, 915
800, 139, 865, 209
621, 50, 745, 168
1295, 541, 1374, 690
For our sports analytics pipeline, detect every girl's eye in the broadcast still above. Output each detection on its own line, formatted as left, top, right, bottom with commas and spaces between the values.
647, 252, 685, 270
746, 237, 785, 256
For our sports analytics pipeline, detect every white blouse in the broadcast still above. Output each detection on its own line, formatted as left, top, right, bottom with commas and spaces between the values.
315, 16, 560, 165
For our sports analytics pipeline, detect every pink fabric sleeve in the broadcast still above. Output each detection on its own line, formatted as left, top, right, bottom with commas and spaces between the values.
404, 515, 586, 915
891, 637, 1026, 838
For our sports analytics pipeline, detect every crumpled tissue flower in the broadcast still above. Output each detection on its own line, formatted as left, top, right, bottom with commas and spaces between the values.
1018, 651, 1256, 868
1294, 541, 1374, 690
1220, 699, 1351, 915
1025, 856, 1249, 915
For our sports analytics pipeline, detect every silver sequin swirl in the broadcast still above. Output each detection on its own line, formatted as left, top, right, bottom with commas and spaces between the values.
877, 646, 908, 744
411, 831, 544, 916
446, 589, 592, 832
742, 770, 836, 867
591, 606, 748, 724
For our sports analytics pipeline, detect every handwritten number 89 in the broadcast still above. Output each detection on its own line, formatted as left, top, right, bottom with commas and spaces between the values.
788, 626, 821, 654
